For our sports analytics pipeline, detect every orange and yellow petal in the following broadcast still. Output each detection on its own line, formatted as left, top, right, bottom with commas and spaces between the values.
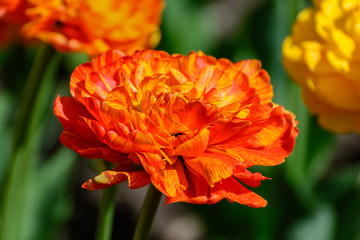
53, 96, 123, 161
83, 169, 150, 190
184, 150, 238, 187
166, 173, 267, 208
136, 153, 188, 197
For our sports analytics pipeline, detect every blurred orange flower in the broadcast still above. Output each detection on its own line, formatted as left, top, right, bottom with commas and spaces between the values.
283, 0, 360, 133
53, 50, 298, 207
0, 0, 20, 16
22, 0, 164, 55
0, 0, 28, 47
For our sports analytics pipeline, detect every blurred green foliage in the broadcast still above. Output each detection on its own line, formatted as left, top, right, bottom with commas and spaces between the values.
0, 0, 360, 239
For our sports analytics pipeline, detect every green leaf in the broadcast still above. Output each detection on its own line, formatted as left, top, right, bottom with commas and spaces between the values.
25, 147, 76, 240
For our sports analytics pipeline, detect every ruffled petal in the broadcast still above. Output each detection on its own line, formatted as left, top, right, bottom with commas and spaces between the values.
174, 128, 209, 157
92, 50, 125, 71
235, 59, 273, 104
243, 106, 295, 148
216, 106, 298, 166
59, 132, 125, 162
54, 96, 124, 161
82, 170, 150, 190
136, 153, 188, 197
184, 149, 238, 186
233, 166, 269, 188
165, 171, 220, 205
209, 119, 251, 145
83, 117, 160, 153
176, 101, 220, 131
211, 104, 274, 147
166, 173, 267, 207
211, 177, 267, 207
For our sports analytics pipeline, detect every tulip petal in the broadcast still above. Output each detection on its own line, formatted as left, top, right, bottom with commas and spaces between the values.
54, 96, 124, 161
303, 87, 360, 133
165, 171, 222, 205
225, 111, 297, 167
236, 59, 273, 104
136, 153, 188, 197
174, 128, 209, 157
60, 132, 125, 162
184, 150, 237, 186
92, 50, 125, 71
166, 173, 267, 207
177, 101, 220, 131
211, 177, 267, 207
244, 106, 291, 148
82, 169, 150, 190
233, 166, 269, 188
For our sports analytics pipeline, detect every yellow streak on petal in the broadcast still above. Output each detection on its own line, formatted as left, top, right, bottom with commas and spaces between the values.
94, 171, 116, 184
330, 29, 355, 58
170, 82, 194, 93
224, 149, 244, 162
149, 29, 162, 49
315, 11, 334, 40
170, 68, 188, 84
99, 73, 112, 92
236, 108, 250, 119
164, 160, 188, 197
341, 0, 358, 12
318, 0, 342, 19
160, 149, 175, 164
174, 128, 209, 157
326, 50, 349, 72
306, 78, 316, 91
93, 39, 109, 53
304, 49, 321, 72
282, 37, 302, 62
297, 7, 310, 21
302, 41, 322, 72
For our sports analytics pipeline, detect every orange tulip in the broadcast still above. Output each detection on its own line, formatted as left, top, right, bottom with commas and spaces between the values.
22, 0, 164, 55
54, 50, 298, 207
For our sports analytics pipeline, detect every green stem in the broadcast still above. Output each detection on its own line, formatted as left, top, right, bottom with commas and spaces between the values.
133, 184, 162, 240
96, 186, 117, 240
0, 43, 56, 240
12, 43, 55, 148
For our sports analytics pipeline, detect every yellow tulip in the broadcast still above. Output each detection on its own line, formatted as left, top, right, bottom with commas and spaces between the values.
283, 0, 360, 133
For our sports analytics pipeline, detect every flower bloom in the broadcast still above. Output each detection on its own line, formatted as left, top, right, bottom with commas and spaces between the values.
283, 0, 360, 133
21, 0, 164, 55
54, 50, 298, 207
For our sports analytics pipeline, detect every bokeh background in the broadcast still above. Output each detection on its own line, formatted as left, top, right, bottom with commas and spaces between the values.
1, 0, 360, 239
